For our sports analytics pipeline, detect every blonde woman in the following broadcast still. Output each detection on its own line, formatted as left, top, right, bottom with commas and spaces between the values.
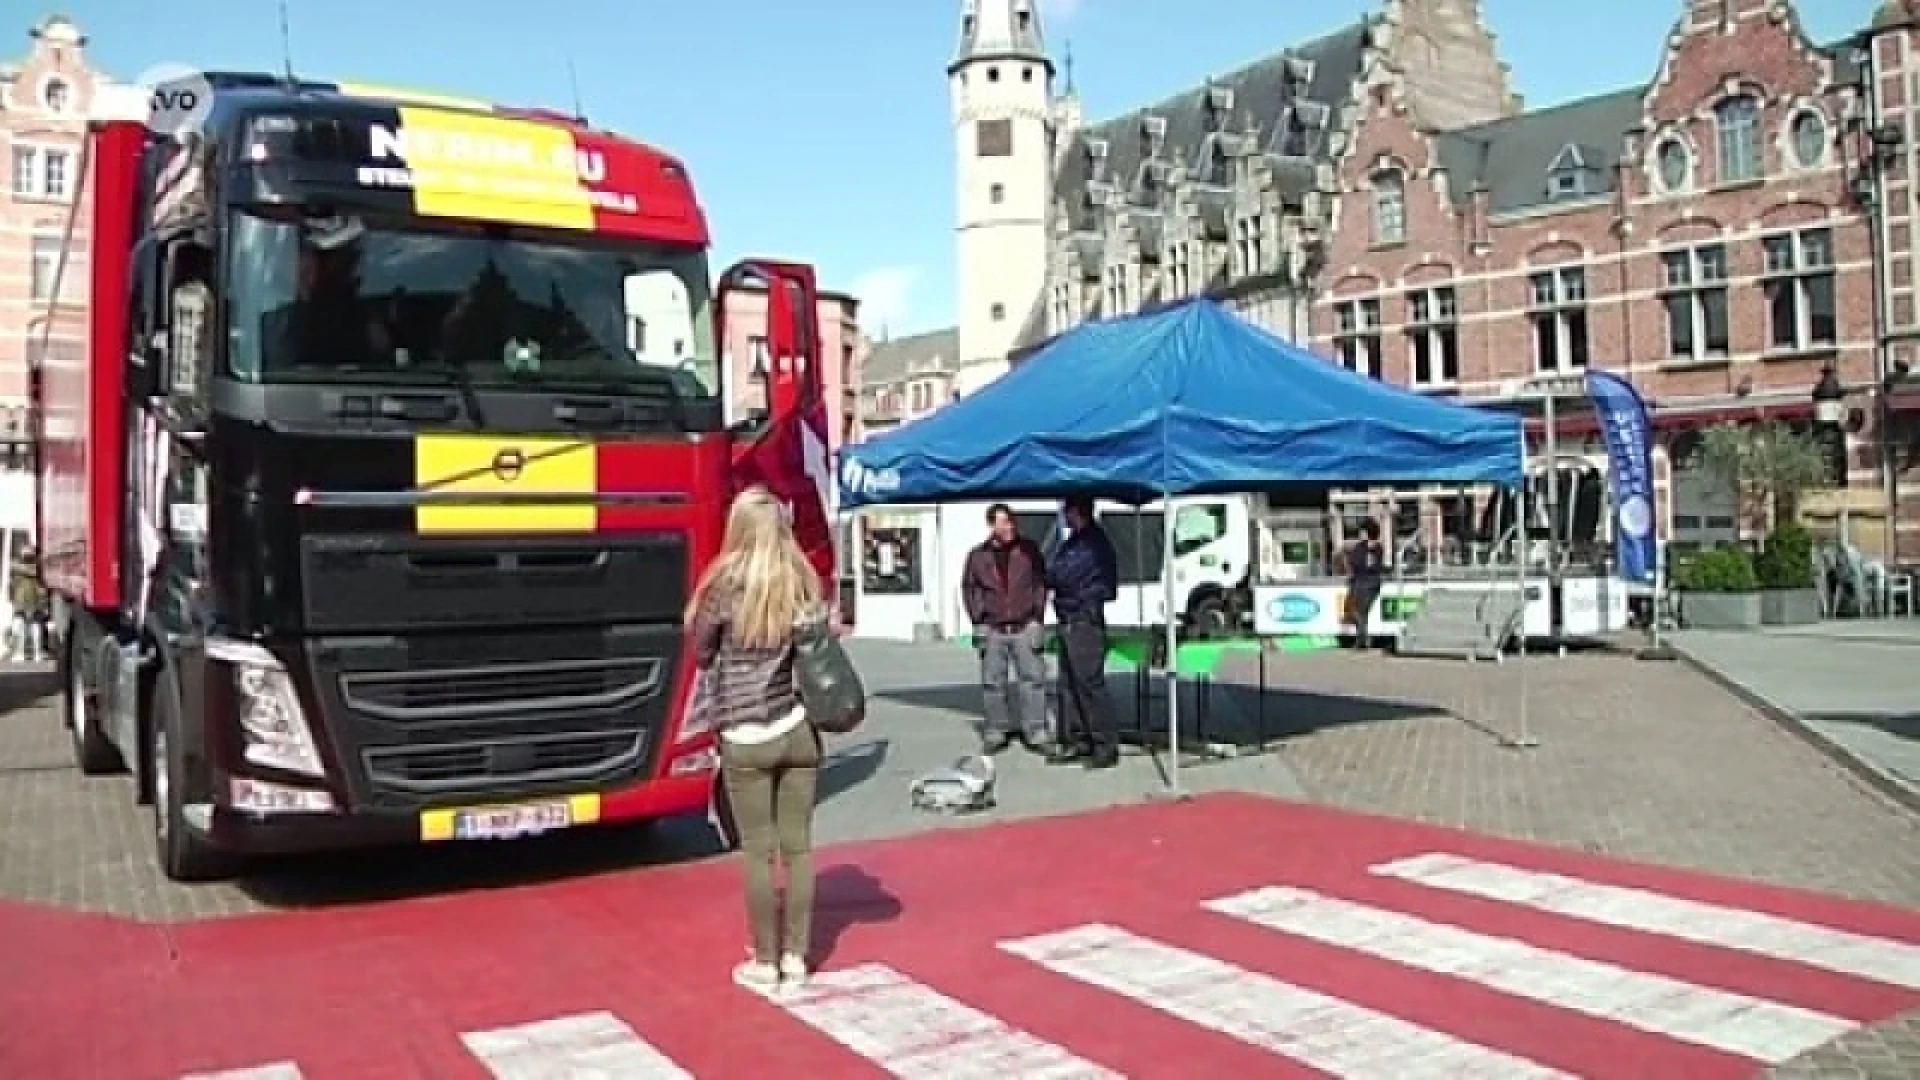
686, 486, 826, 992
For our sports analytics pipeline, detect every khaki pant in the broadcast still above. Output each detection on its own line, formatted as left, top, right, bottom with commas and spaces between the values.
720, 719, 822, 963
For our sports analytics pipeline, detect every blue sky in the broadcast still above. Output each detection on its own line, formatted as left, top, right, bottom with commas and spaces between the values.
45, 0, 1863, 335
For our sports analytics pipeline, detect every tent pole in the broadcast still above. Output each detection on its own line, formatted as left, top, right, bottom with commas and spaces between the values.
1161, 488, 1182, 795
1508, 437, 1538, 749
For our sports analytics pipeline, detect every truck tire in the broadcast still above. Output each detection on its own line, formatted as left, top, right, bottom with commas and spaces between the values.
66, 637, 122, 776
1186, 592, 1230, 639
150, 687, 236, 883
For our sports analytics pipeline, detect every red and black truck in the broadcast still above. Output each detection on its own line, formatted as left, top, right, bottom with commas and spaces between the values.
31, 73, 835, 880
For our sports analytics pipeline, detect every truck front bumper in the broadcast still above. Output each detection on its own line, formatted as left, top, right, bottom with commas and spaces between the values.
196, 763, 720, 857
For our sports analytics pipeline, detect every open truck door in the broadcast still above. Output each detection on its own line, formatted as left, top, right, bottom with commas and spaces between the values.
715, 260, 837, 604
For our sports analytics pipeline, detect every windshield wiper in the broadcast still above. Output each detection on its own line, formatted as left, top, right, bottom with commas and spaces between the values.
406, 358, 487, 429
508, 366, 694, 431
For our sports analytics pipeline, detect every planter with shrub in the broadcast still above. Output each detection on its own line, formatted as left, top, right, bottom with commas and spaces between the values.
1754, 522, 1820, 626
1675, 545, 1762, 629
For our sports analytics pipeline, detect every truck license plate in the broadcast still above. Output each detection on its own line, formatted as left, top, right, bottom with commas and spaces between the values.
452, 801, 572, 840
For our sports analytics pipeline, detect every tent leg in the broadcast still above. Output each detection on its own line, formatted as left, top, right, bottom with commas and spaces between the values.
1507, 442, 1538, 750
1162, 493, 1183, 796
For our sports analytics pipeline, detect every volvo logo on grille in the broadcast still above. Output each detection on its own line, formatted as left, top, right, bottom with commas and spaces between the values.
491, 448, 527, 481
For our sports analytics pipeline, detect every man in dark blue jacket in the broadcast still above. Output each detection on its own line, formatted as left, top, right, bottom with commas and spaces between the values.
1046, 495, 1120, 768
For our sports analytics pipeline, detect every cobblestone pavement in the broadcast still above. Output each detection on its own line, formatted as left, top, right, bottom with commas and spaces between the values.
0, 641, 1307, 922
1214, 647, 1920, 1078
7, 643, 1920, 1074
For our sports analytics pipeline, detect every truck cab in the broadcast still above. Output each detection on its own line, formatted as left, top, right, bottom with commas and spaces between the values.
37, 75, 830, 880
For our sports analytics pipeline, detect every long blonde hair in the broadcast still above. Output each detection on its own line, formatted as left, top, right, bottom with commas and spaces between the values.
684, 486, 821, 649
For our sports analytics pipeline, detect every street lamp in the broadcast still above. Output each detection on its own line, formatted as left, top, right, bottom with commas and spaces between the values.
1812, 364, 1849, 487
1812, 365, 1846, 426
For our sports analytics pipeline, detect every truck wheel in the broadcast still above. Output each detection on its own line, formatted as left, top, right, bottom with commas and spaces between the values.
1187, 593, 1230, 639
150, 688, 236, 883
66, 638, 122, 776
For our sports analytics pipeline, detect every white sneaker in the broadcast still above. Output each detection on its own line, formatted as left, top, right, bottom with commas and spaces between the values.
732, 960, 781, 995
778, 953, 809, 988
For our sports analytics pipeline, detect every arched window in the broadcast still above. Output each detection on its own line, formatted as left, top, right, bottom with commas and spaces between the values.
1715, 95, 1760, 184
1371, 169, 1405, 245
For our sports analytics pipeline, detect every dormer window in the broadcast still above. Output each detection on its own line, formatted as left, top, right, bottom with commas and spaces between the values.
1546, 144, 1600, 201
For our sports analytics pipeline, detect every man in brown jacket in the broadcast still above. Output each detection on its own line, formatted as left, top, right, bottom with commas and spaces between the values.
962, 504, 1049, 754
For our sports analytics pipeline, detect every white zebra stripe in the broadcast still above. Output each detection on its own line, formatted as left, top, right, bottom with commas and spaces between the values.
1000, 923, 1570, 1078
1373, 852, 1920, 990
771, 961, 1119, 1078
180, 1066, 301, 1080
1208, 886, 1856, 1063
461, 1011, 692, 1078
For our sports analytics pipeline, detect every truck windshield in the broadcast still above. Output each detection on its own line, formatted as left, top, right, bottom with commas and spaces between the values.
224, 210, 718, 402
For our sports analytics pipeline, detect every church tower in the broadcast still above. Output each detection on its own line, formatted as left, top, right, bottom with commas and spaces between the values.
950, 0, 1054, 388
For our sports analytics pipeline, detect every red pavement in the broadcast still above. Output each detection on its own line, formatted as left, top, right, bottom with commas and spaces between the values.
5, 793, 1920, 1078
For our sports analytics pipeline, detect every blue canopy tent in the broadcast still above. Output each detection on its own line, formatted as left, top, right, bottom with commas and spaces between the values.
839, 298, 1523, 507
837, 299, 1531, 790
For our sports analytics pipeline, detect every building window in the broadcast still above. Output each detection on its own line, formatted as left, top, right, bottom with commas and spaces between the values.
11, 146, 36, 195
30, 234, 62, 302
976, 118, 1011, 157
989, 302, 1006, 320
9, 145, 71, 199
1529, 267, 1590, 373
989, 182, 1004, 203
1762, 228, 1836, 353
1104, 264, 1129, 313
1167, 242, 1191, 296
1788, 110, 1827, 168
1714, 95, 1760, 184
1661, 244, 1730, 361
43, 149, 71, 199
1051, 282, 1073, 331
1371, 169, 1405, 245
1655, 139, 1690, 192
1545, 144, 1594, 200
1332, 297, 1383, 379
43, 78, 69, 112
1405, 286, 1459, 386
1235, 217, 1264, 274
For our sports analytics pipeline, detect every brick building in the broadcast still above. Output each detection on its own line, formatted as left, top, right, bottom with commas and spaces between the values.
858, 328, 960, 437
1319, 0, 1913, 556
2, 15, 100, 490
931, 0, 1920, 562
717, 283, 866, 449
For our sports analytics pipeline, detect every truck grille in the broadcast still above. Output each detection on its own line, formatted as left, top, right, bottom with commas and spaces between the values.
338, 657, 663, 724
306, 620, 683, 808
364, 730, 646, 793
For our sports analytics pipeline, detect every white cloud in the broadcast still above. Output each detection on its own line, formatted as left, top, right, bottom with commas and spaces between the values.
850, 265, 919, 333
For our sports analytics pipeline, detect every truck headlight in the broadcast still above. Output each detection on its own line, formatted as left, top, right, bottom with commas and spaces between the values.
205, 638, 325, 777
